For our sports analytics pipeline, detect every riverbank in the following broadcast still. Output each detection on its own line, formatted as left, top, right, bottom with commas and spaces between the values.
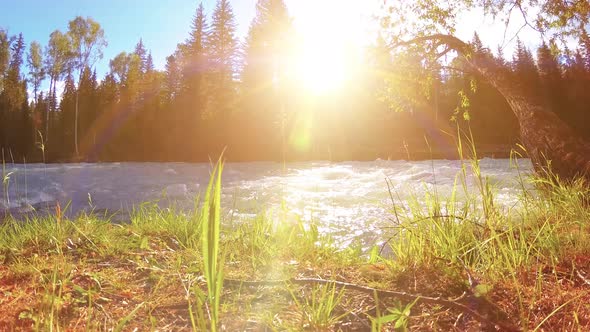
1, 166, 589, 331
8, 143, 516, 164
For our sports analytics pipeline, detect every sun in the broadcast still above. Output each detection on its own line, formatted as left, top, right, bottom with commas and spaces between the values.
296, 39, 349, 94
288, 0, 380, 95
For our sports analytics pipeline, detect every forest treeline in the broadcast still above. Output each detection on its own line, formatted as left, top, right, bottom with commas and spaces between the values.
1, 0, 590, 162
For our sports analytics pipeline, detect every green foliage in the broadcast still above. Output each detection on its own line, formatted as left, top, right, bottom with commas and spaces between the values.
0, 29, 11, 92
2, 2, 590, 161
290, 282, 348, 330
382, 0, 589, 43
206, 0, 238, 121
67, 16, 107, 68
27, 41, 45, 100
208, 0, 238, 72
114, 302, 145, 332
371, 298, 418, 332
0, 32, 33, 159
66, 16, 107, 156
242, 0, 292, 89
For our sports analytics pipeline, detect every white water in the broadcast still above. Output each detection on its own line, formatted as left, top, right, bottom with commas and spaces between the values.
1, 159, 533, 244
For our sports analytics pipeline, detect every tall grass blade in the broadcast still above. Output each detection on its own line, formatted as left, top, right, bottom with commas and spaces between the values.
201, 155, 224, 331
114, 302, 145, 332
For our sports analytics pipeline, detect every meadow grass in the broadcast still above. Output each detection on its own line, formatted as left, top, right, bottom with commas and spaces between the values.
0, 154, 589, 331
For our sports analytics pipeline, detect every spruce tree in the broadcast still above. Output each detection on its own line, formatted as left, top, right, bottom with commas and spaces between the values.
207, 0, 238, 115
512, 39, 541, 99
59, 71, 77, 156
240, 0, 292, 159
133, 38, 148, 73
176, 2, 210, 159
205, 0, 238, 153
78, 66, 99, 145
184, 2, 209, 103
537, 41, 563, 115
163, 53, 182, 103
145, 53, 154, 73
0, 33, 29, 157
6, 33, 26, 106
563, 49, 590, 138
242, 0, 291, 88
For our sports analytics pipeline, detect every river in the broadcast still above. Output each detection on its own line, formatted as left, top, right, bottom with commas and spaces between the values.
1, 158, 533, 245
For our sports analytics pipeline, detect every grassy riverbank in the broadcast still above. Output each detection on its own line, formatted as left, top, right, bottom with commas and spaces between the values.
1, 159, 590, 331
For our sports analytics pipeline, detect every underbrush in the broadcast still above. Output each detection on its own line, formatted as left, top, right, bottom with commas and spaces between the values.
0, 155, 589, 331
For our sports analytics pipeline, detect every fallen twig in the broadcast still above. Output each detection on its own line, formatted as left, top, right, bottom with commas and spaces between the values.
223, 277, 520, 331
155, 276, 519, 331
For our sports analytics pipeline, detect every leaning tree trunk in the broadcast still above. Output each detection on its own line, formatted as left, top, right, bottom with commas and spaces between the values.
402, 34, 590, 183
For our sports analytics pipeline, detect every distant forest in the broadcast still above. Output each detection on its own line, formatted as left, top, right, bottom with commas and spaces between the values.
1, 0, 590, 163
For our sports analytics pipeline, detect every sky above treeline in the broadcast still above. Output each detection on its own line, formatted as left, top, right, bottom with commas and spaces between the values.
1, 0, 255, 76
1, 0, 539, 81
0, 1, 383, 77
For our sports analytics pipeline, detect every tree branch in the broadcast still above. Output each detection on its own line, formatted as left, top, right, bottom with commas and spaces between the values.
155, 275, 520, 330
388, 34, 471, 54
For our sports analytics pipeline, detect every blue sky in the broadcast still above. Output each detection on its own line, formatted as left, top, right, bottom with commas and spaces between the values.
1, 0, 541, 88
0, 0, 258, 78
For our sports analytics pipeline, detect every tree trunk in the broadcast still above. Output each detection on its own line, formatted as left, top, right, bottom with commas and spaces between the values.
399, 34, 590, 183
75, 90, 79, 158
45, 76, 53, 143
75, 70, 81, 158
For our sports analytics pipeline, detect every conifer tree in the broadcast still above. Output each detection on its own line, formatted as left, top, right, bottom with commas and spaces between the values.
207, 0, 238, 116
495, 45, 507, 66
145, 53, 154, 73
2, 34, 34, 157
470, 32, 488, 54
242, 0, 291, 87
59, 71, 77, 156
563, 49, 590, 137
241, 0, 292, 94
163, 53, 183, 103
202, 0, 238, 153
5, 33, 26, 106
133, 38, 148, 73
512, 39, 541, 98
239, 0, 292, 158
78, 66, 99, 143
91, 72, 119, 160
184, 3, 209, 104
537, 41, 563, 114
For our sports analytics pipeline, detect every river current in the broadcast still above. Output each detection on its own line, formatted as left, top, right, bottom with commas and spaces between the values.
1, 159, 533, 245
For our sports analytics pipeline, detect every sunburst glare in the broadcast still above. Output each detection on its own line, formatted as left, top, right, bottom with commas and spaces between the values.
288, 0, 381, 94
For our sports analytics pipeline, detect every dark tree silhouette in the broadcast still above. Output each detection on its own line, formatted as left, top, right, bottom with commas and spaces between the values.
395, 34, 590, 182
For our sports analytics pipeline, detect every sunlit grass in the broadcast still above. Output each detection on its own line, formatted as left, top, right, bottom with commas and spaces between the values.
0, 150, 589, 330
